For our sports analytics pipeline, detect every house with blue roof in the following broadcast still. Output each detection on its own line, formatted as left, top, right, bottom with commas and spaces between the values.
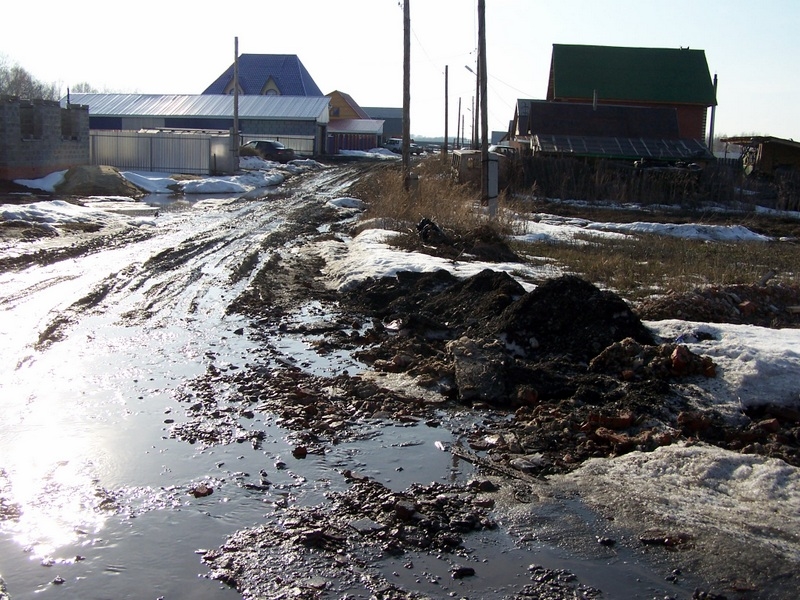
203, 54, 324, 97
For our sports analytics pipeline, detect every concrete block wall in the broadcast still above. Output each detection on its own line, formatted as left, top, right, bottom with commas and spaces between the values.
0, 95, 90, 180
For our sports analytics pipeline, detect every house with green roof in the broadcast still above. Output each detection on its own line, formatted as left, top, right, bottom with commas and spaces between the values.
547, 44, 716, 141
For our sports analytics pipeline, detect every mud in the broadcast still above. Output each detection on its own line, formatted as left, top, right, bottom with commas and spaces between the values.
3, 164, 800, 599
187, 200, 800, 598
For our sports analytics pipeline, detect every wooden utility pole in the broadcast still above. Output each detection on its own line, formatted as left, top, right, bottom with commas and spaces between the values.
402, 0, 411, 185
456, 97, 461, 150
708, 73, 718, 150
478, 0, 491, 210
443, 65, 449, 161
471, 95, 476, 148
233, 37, 240, 171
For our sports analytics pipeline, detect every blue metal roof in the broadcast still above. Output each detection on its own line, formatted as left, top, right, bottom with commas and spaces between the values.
203, 54, 323, 96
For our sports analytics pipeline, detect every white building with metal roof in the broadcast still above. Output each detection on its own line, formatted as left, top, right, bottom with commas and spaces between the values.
58, 94, 332, 175
62, 93, 331, 156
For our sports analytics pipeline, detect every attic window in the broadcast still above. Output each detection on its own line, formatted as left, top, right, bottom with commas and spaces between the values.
261, 76, 281, 96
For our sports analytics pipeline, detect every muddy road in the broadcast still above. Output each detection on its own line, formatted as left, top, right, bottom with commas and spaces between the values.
1, 163, 796, 599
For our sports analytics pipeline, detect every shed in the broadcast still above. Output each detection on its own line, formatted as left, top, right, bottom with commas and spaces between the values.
547, 44, 716, 141
326, 119, 384, 153
326, 91, 384, 152
720, 135, 800, 176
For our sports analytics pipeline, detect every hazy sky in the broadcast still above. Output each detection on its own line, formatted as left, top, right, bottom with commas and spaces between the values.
3, 0, 798, 140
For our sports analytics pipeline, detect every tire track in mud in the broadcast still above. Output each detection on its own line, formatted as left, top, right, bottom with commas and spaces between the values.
13, 166, 362, 361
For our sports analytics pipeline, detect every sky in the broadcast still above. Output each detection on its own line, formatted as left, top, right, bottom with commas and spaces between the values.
3, 1, 800, 140
5, 159, 800, 561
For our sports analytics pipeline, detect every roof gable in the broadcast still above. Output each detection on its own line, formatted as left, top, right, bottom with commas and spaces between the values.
547, 44, 716, 106
327, 90, 371, 119
203, 54, 323, 97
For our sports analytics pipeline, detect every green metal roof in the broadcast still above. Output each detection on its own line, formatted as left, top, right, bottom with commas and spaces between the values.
548, 44, 716, 106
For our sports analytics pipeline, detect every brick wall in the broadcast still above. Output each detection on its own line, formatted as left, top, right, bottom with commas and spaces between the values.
0, 95, 90, 181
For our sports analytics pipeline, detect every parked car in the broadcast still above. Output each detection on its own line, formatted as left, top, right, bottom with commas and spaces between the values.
383, 138, 423, 155
488, 144, 518, 159
241, 140, 296, 163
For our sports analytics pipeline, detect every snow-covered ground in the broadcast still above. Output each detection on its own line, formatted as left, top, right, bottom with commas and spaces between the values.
6, 165, 800, 567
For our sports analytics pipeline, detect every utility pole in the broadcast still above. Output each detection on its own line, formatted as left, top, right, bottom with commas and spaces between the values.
471, 95, 475, 148
456, 97, 461, 150
233, 37, 240, 172
708, 73, 718, 151
402, 0, 411, 186
478, 0, 492, 212
443, 65, 449, 162
474, 65, 480, 147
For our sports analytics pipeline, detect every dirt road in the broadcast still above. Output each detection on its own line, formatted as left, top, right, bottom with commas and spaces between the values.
1, 163, 798, 599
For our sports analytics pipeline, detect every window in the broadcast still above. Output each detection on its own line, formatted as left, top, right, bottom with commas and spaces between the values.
61, 107, 81, 140
20, 103, 43, 140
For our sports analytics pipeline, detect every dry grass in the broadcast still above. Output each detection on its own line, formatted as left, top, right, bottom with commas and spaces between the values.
350, 157, 800, 296
352, 158, 484, 232
351, 157, 524, 238
516, 234, 799, 300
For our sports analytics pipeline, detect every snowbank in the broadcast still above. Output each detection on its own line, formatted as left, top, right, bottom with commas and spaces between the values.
561, 442, 800, 561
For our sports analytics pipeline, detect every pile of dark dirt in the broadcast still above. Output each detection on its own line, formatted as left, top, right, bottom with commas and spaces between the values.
488, 275, 657, 362
54, 165, 147, 198
393, 222, 524, 263
337, 270, 800, 474
635, 282, 800, 328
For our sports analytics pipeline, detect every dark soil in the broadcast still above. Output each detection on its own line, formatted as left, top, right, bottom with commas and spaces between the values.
193, 218, 800, 598
5, 165, 798, 599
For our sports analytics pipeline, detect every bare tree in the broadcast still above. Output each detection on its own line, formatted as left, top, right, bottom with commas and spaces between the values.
0, 55, 60, 100
70, 82, 99, 94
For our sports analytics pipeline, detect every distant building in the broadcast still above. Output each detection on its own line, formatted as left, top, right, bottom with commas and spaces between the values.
66, 93, 329, 137
1, 95, 89, 180
362, 107, 403, 141
203, 54, 324, 97
546, 44, 717, 141
326, 91, 383, 153
59, 93, 331, 173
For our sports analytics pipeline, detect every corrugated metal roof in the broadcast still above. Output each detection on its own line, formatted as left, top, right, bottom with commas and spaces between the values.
363, 107, 403, 119
327, 119, 384, 134
548, 44, 717, 106
63, 94, 330, 122
203, 54, 323, 96
533, 134, 712, 161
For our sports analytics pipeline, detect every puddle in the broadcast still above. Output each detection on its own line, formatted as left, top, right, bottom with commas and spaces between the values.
257, 300, 371, 377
